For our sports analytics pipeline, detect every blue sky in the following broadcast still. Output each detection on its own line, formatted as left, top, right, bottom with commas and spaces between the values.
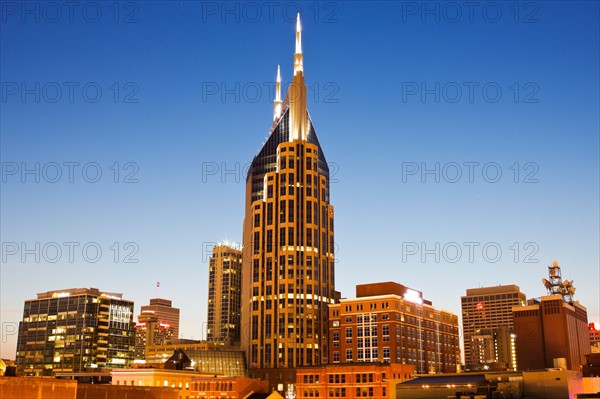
1, 1, 598, 359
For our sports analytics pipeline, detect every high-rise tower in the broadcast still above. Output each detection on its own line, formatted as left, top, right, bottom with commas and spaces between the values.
241, 14, 335, 371
461, 285, 526, 370
207, 243, 243, 345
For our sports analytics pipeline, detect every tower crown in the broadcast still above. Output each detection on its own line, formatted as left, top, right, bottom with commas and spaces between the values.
289, 13, 307, 141
294, 13, 303, 74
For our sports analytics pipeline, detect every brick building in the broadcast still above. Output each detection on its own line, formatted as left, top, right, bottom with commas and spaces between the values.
328, 282, 460, 374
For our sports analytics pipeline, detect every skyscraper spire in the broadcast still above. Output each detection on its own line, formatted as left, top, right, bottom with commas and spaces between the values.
290, 13, 307, 140
273, 65, 282, 120
242, 13, 335, 373
294, 13, 303, 75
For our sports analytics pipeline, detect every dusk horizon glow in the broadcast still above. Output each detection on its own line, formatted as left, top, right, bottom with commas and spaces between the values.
1, 1, 599, 364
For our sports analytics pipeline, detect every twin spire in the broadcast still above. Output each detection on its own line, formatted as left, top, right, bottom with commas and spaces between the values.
273, 13, 304, 121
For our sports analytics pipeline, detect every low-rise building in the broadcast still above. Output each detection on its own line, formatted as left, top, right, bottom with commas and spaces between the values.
111, 368, 205, 399
296, 362, 414, 398
396, 369, 585, 399
190, 376, 269, 398
144, 343, 246, 377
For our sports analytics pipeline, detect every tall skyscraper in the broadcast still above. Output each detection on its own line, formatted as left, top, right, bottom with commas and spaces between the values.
241, 14, 336, 371
328, 282, 460, 374
140, 298, 180, 339
461, 284, 526, 370
15, 288, 135, 376
207, 243, 243, 345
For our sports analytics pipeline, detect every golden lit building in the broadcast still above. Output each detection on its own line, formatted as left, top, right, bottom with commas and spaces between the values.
295, 363, 414, 399
144, 342, 246, 377
461, 284, 526, 370
190, 376, 269, 398
111, 367, 203, 399
329, 282, 460, 374
241, 14, 335, 373
207, 244, 243, 346
590, 322, 600, 351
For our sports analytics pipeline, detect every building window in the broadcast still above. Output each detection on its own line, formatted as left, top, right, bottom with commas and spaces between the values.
345, 327, 353, 343
346, 349, 353, 362
333, 352, 340, 363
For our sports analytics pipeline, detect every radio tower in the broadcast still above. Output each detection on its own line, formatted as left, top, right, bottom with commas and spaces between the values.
541, 260, 576, 304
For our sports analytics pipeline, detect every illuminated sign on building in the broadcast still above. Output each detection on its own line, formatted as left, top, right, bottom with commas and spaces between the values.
109, 304, 132, 324
404, 289, 423, 304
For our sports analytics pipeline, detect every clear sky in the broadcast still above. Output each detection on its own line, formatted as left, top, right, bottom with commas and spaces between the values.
1, 1, 598, 359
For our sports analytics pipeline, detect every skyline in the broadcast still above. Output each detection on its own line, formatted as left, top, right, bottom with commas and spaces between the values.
1, 1, 599, 361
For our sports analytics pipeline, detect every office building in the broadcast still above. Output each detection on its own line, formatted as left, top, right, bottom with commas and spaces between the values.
241, 14, 336, 373
140, 298, 180, 340
134, 312, 175, 360
15, 288, 135, 376
328, 282, 460, 374
461, 284, 526, 370
207, 243, 243, 346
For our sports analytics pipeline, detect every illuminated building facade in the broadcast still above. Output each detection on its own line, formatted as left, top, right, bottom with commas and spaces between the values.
295, 363, 414, 399
134, 312, 175, 360
15, 288, 135, 376
190, 376, 269, 399
140, 298, 180, 340
590, 322, 600, 350
461, 285, 526, 370
207, 244, 243, 346
328, 282, 460, 374
241, 14, 335, 372
144, 342, 247, 377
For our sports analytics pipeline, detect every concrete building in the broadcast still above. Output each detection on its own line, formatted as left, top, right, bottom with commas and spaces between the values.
241, 14, 336, 378
140, 298, 180, 340
207, 244, 243, 346
461, 285, 526, 370
296, 363, 414, 399
328, 282, 460, 374
15, 288, 135, 376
